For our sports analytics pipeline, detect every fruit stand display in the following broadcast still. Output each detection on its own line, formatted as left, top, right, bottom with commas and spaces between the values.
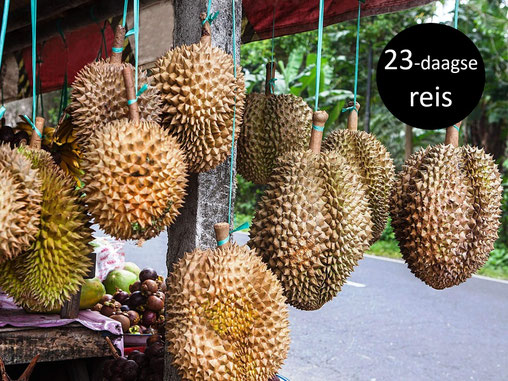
0, 0, 501, 381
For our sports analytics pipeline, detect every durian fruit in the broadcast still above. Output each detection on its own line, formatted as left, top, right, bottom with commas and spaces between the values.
322, 102, 395, 244
51, 114, 85, 187
0, 145, 42, 262
249, 112, 372, 310
152, 13, 246, 173
166, 223, 290, 381
69, 25, 162, 146
238, 63, 312, 184
390, 124, 502, 289
81, 66, 188, 241
0, 119, 93, 311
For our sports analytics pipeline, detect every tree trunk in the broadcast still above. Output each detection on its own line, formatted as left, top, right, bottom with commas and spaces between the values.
404, 125, 413, 161
467, 108, 506, 162
164, 1, 242, 380
364, 43, 373, 133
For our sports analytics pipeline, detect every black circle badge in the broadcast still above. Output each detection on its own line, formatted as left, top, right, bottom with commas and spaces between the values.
377, 23, 485, 130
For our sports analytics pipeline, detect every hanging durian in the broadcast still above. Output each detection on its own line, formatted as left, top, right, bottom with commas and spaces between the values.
238, 62, 312, 184
322, 102, 395, 244
390, 123, 502, 289
166, 223, 290, 381
52, 114, 85, 187
249, 112, 372, 310
152, 13, 246, 173
0, 145, 42, 262
69, 25, 162, 146
0, 117, 93, 312
81, 66, 188, 241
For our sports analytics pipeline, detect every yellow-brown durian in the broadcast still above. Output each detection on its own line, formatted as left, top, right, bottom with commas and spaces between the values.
238, 92, 312, 184
152, 18, 246, 173
322, 104, 395, 244
249, 112, 372, 310
0, 148, 93, 311
166, 240, 290, 381
390, 128, 502, 289
0, 144, 42, 262
69, 60, 162, 146
81, 119, 188, 241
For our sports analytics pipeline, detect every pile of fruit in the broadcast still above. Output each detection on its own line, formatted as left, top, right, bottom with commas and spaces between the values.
103, 335, 164, 381
93, 267, 166, 335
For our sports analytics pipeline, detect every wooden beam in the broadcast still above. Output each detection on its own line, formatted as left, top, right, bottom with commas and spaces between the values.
0, 324, 119, 365
4, 0, 91, 33
3, 0, 161, 54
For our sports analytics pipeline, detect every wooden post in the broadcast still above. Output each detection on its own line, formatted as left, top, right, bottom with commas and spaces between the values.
404, 124, 413, 161
165, 1, 242, 380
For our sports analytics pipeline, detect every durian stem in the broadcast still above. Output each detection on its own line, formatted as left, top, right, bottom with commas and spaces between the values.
122, 66, 140, 123
29, 117, 44, 149
214, 222, 230, 248
265, 61, 276, 96
310, 110, 329, 154
17, 354, 39, 381
346, 101, 361, 131
105, 337, 121, 359
200, 12, 212, 45
445, 121, 461, 147
110, 25, 126, 64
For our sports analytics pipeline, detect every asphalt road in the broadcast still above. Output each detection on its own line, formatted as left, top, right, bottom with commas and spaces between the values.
120, 231, 508, 381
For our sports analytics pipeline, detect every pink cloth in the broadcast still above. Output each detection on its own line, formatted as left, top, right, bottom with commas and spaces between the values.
0, 292, 124, 355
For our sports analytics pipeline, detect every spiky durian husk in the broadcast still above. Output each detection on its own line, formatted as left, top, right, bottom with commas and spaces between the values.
69, 60, 162, 146
81, 119, 188, 240
0, 145, 42, 261
249, 150, 372, 310
166, 243, 290, 381
153, 41, 246, 173
238, 93, 312, 184
52, 116, 84, 187
0, 149, 93, 311
322, 130, 395, 244
390, 144, 502, 289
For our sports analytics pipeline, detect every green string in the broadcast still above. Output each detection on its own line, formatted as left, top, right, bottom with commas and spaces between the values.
216, 222, 249, 246
268, 4, 277, 94
314, 0, 324, 111
133, 0, 139, 93
31, 0, 37, 124
342, 0, 363, 114
0, 0, 10, 118
122, 0, 128, 28
202, 0, 219, 25
228, 0, 237, 228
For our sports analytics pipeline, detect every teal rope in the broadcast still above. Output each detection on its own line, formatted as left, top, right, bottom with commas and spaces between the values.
22, 115, 42, 138
0, 0, 10, 117
228, 0, 237, 227
0, 0, 10, 71
454, 0, 459, 29
31, 0, 37, 124
216, 222, 249, 246
342, 0, 362, 114
122, 0, 128, 28
453, 124, 460, 132
202, 0, 219, 25
133, 0, 139, 93
314, 0, 324, 111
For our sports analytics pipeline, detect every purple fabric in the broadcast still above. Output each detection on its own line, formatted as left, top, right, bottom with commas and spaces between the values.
0, 292, 124, 355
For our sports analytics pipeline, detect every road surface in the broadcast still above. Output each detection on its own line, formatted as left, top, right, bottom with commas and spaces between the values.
120, 231, 508, 381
